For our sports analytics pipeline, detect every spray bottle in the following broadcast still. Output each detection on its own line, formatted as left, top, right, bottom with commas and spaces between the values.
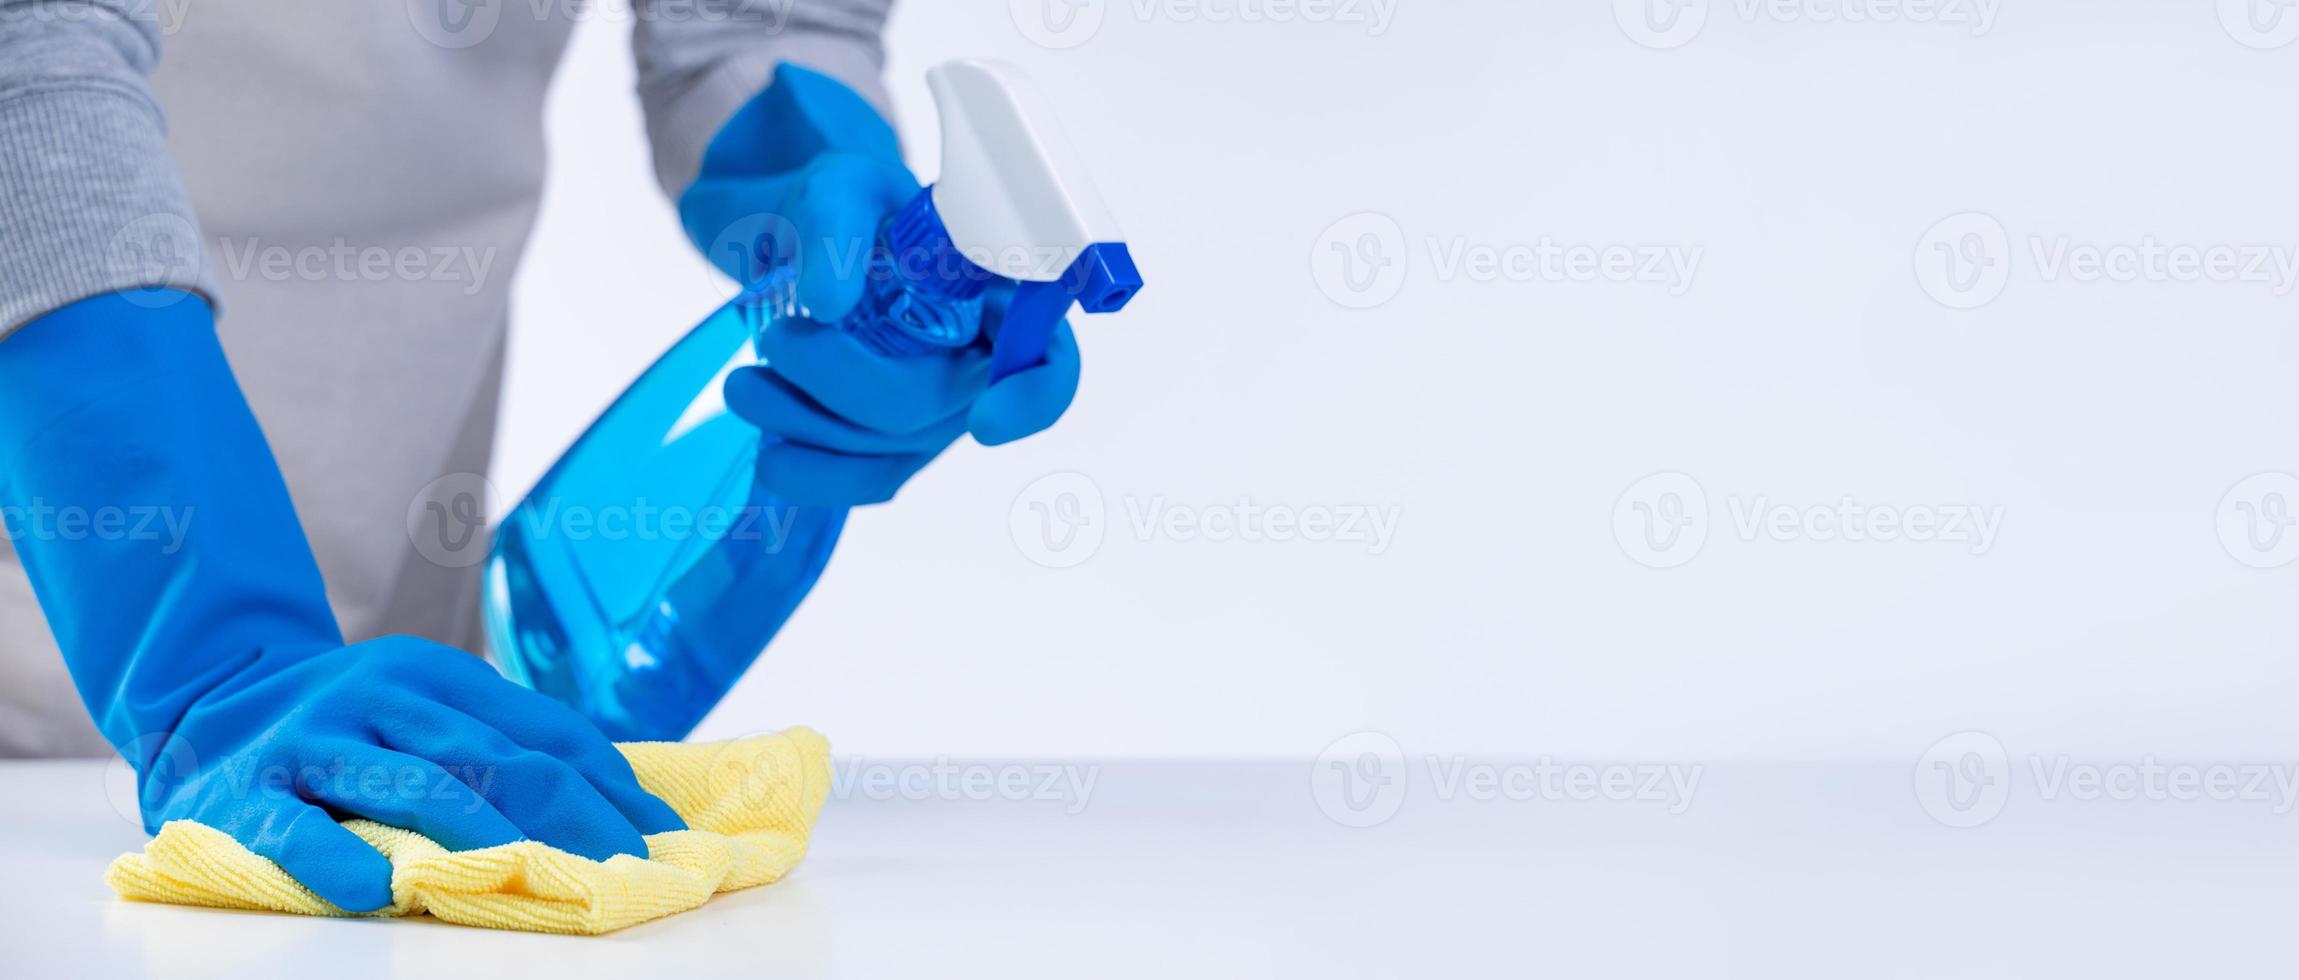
483, 60, 1142, 741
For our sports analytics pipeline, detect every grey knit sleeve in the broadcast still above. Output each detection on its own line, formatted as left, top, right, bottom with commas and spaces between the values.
0, 0, 213, 336
632, 0, 895, 200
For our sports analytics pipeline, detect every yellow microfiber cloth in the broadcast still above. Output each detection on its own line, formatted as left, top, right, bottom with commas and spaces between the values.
104, 727, 830, 935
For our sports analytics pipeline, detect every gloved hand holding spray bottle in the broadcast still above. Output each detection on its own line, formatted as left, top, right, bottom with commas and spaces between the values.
485, 60, 1143, 741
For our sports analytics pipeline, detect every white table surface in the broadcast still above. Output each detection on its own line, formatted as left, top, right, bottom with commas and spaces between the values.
3, 758, 2290, 978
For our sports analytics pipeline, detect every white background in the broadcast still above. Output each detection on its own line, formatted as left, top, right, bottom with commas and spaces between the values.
502, 0, 2299, 763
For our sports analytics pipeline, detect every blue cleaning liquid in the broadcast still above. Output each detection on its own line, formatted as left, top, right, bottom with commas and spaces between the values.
485, 233, 980, 742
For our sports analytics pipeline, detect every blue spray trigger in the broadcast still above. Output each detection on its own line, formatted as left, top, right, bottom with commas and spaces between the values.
989, 242, 1141, 383
834, 185, 1143, 373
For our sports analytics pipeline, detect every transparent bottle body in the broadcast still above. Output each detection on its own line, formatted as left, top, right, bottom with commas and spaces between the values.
483, 270, 842, 742
485, 248, 981, 741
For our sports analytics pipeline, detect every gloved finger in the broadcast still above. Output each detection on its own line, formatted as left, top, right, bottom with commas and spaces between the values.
416, 670, 686, 836
756, 441, 946, 507
374, 699, 654, 861
222, 798, 396, 913
295, 742, 523, 853
725, 367, 969, 455
969, 320, 1081, 446
692, 63, 904, 183
758, 314, 991, 434
792, 154, 920, 321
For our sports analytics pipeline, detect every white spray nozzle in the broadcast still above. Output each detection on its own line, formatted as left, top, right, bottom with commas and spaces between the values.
926, 59, 1127, 283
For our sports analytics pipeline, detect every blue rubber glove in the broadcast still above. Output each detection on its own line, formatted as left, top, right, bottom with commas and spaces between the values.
0, 292, 684, 914
678, 64, 1083, 506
